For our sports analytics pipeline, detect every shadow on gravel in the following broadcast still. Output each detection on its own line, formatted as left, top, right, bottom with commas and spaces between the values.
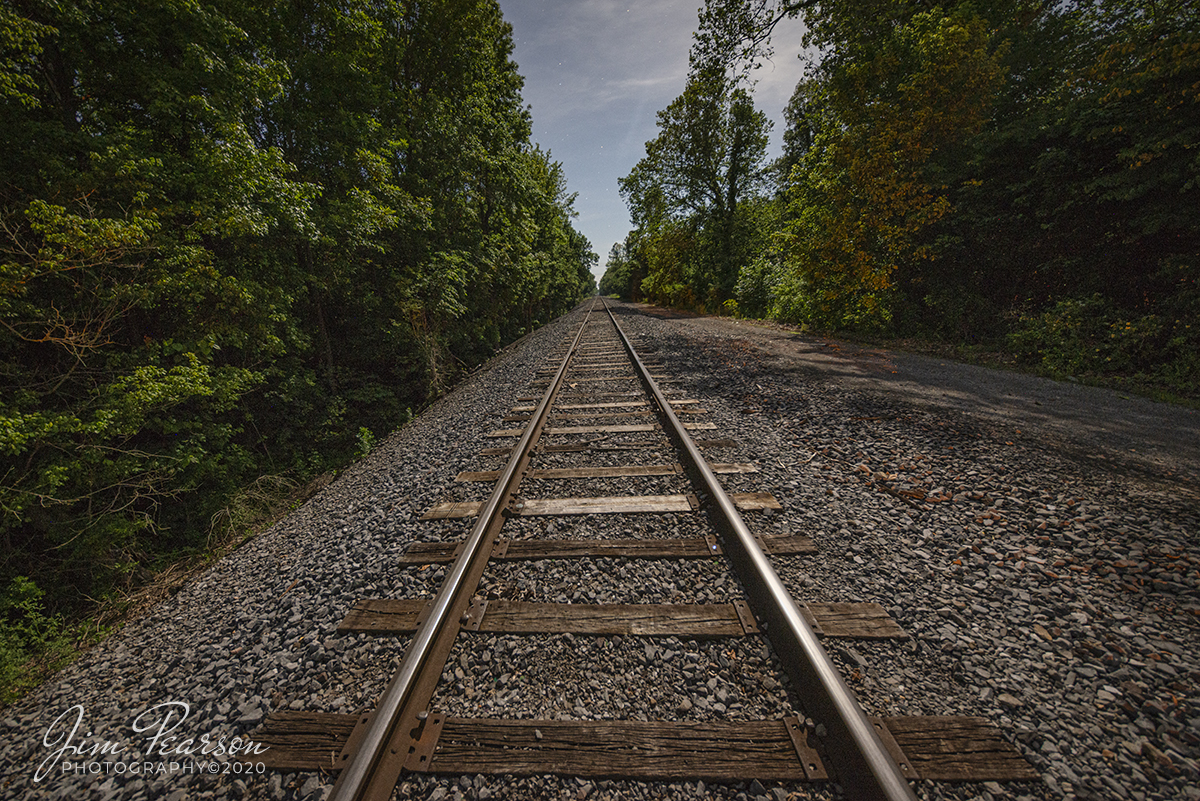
612, 303, 701, 321
613, 300, 1200, 488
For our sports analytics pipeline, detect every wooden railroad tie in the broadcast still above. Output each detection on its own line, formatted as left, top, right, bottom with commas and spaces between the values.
397, 534, 816, 563
335, 598, 907, 640
419, 492, 781, 520
242, 712, 1038, 783
479, 437, 736, 456
511, 400, 699, 412
531, 374, 678, 386
452, 462, 755, 483
485, 422, 717, 438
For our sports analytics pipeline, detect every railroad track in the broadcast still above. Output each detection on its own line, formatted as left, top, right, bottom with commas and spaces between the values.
245, 299, 1036, 799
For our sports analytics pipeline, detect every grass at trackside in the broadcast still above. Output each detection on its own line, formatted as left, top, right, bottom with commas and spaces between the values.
0, 472, 334, 708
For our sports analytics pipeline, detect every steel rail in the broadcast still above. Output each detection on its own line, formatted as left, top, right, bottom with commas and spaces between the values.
328, 301, 597, 801
603, 299, 918, 801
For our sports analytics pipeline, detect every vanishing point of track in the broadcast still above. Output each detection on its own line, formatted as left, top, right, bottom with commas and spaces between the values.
246, 298, 1037, 799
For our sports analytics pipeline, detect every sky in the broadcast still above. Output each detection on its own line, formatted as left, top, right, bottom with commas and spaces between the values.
495, 0, 810, 283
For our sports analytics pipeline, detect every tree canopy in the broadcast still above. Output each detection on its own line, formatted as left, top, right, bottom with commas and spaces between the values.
0, 0, 595, 676
601, 0, 1197, 395
614, 11, 772, 310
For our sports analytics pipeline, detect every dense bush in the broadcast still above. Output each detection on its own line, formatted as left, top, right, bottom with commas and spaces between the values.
0, 0, 595, 696
1010, 290, 1200, 398
603, 0, 1198, 399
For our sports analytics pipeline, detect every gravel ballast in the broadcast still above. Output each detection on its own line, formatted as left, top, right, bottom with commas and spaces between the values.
1, 300, 1196, 801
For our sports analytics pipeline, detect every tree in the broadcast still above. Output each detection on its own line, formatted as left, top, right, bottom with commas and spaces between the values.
690, 0, 816, 84
1, 0, 314, 602
770, 80, 815, 191
778, 5, 1007, 329
619, 63, 769, 307
599, 239, 645, 301
0, 0, 596, 686
633, 0, 1198, 394
598, 243, 630, 298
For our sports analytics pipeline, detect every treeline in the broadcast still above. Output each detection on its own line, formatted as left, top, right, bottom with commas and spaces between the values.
601, 0, 1198, 395
0, 0, 594, 682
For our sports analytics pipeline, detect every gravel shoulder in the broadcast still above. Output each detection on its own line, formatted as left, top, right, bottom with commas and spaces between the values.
660, 311, 1200, 484
626, 302, 1199, 801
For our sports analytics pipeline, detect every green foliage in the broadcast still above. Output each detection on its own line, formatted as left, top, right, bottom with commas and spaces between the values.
598, 242, 633, 299
618, 7, 773, 311
0, 0, 595, 700
0, 577, 81, 704
734, 254, 784, 320
1009, 285, 1200, 397
622, 0, 1198, 401
0, 4, 52, 108
354, 427, 377, 460
778, 6, 1007, 331
910, 0, 1200, 326
636, 219, 699, 309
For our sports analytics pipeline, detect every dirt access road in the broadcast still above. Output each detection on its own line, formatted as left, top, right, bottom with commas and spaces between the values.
641, 307, 1200, 486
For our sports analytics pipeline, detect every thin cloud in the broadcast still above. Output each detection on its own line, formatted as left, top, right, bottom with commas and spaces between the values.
498, 0, 808, 275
